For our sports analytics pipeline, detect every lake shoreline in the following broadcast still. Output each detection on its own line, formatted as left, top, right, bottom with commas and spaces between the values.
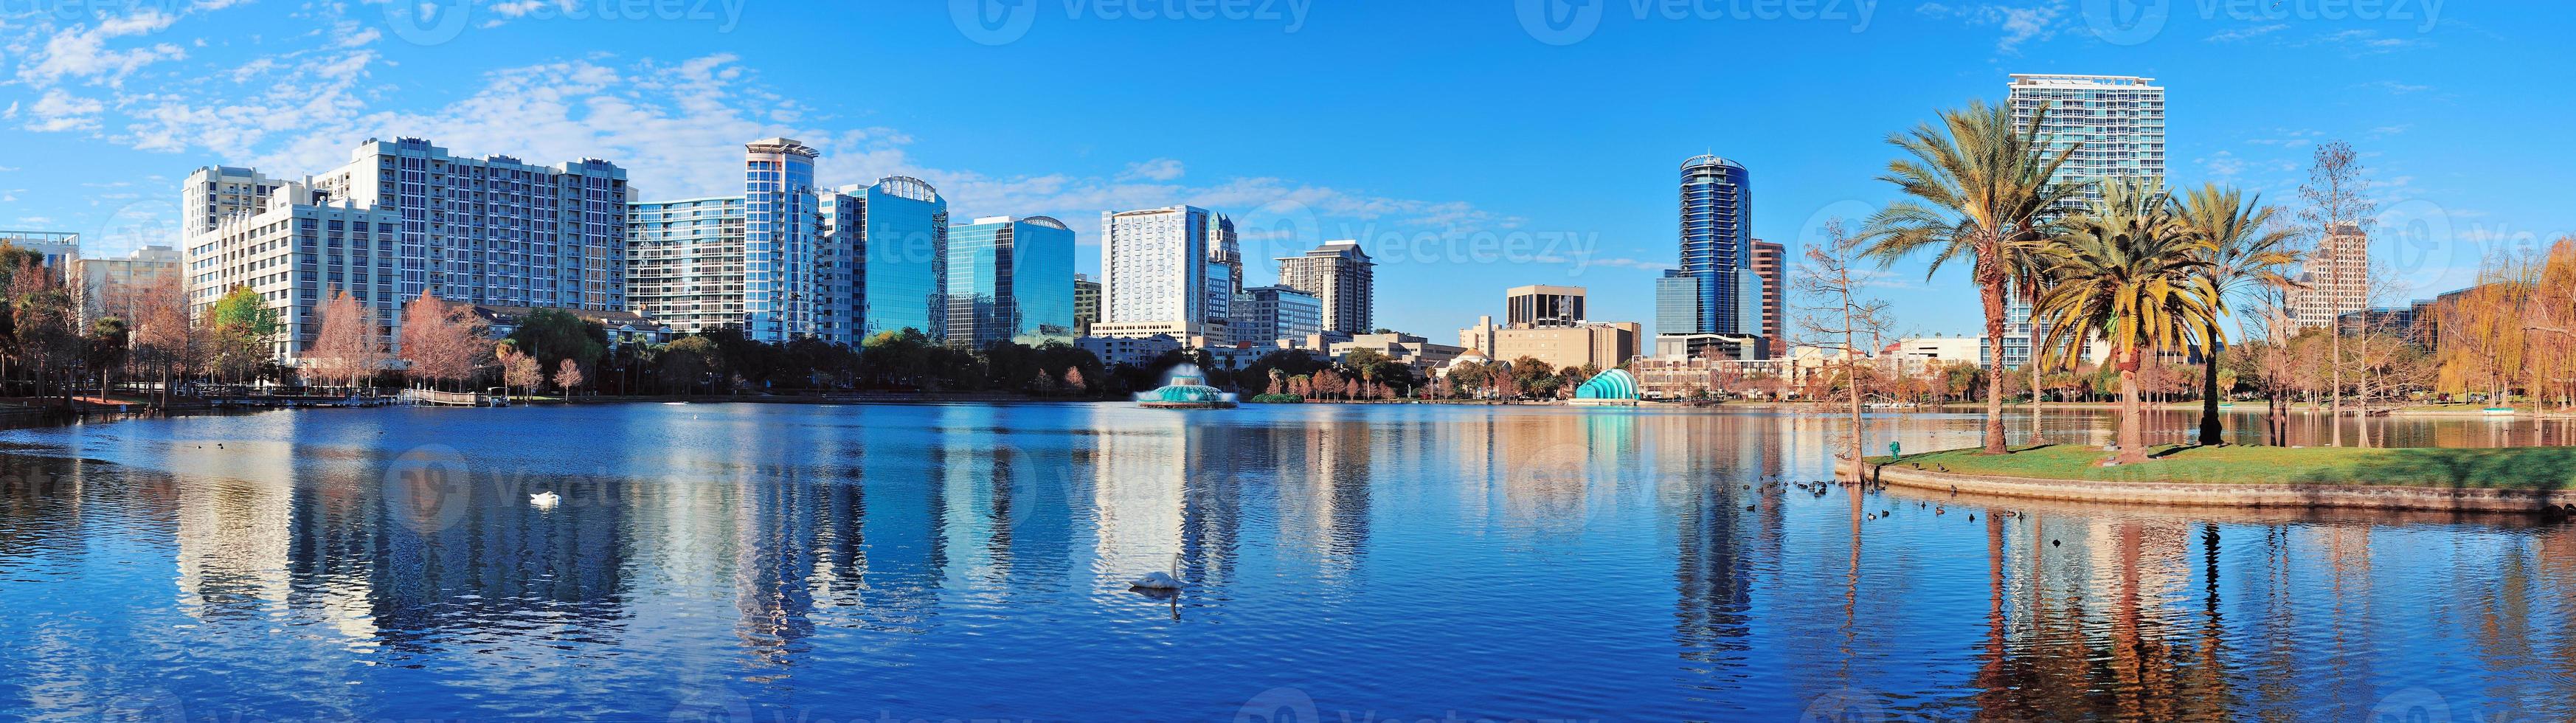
1841, 449, 2576, 514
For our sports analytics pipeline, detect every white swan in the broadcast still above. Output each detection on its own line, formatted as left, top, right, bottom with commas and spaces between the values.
530, 491, 561, 508
1129, 554, 1183, 589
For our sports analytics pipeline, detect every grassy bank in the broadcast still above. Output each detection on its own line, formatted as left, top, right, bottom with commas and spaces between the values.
1872, 444, 2576, 490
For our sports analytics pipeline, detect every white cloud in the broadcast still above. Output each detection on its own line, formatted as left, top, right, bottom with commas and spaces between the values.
1917, 1, 2066, 54
2206, 23, 2287, 42
26, 89, 106, 132
16, 10, 187, 88
1119, 158, 1186, 181
2305, 29, 2429, 55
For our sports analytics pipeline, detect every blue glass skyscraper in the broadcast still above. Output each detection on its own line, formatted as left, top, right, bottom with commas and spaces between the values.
1657, 155, 1763, 358
946, 215, 1076, 348
856, 176, 949, 341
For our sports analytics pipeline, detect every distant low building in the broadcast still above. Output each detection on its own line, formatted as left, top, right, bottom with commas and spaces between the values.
1493, 322, 1641, 371
69, 245, 179, 325
1328, 331, 1465, 373
473, 305, 671, 349
1630, 356, 1721, 400
0, 230, 79, 274
1078, 333, 1184, 369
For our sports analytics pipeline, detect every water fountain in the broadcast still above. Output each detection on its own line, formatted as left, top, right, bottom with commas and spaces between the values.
1135, 364, 1238, 409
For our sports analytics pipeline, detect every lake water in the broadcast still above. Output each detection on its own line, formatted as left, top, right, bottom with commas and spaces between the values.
1, 403, 2572, 721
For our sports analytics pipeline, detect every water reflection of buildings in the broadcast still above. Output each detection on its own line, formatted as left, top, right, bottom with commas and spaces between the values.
1089, 408, 1264, 589
1271, 408, 1370, 575
1665, 412, 1782, 672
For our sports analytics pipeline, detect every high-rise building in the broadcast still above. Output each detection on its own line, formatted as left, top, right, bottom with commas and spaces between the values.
1749, 240, 1785, 357
1275, 240, 1374, 336
946, 215, 1076, 347
2291, 222, 2369, 331
1506, 284, 1586, 328
2004, 74, 2168, 366
71, 245, 180, 325
1230, 285, 1323, 346
1656, 155, 1762, 359
1073, 273, 1100, 336
2008, 74, 2167, 204
742, 138, 823, 342
626, 196, 747, 336
1096, 205, 1235, 345
851, 176, 950, 341
629, 138, 868, 343
182, 137, 628, 360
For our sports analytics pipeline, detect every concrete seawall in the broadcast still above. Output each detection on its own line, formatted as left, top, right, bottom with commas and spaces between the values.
1838, 460, 2576, 514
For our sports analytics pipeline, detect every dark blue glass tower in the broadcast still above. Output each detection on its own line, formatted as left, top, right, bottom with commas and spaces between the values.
1658, 155, 1760, 353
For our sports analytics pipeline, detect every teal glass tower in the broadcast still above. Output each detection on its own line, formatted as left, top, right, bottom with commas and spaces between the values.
946, 215, 1077, 347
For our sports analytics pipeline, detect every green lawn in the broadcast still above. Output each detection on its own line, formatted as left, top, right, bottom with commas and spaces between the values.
1870, 444, 2576, 490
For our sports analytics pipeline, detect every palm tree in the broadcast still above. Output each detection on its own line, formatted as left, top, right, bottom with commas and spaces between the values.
1863, 99, 2083, 454
2175, 183, 2302, 446
2032, 181, 2220, 466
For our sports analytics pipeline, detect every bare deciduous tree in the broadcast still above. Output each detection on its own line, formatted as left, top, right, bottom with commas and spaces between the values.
2297, 140, 2376, 446
1793, 220, 1897, 468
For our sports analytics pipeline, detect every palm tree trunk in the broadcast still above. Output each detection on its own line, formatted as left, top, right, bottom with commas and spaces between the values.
2118, 348, 2148, 465
2199, 319, 2223, 446
1979, 278, 2009, 454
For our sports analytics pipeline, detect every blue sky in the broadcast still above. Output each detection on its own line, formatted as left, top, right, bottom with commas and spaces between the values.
1, 0, 2564, 339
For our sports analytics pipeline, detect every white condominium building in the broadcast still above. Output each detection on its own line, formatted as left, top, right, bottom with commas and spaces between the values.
2008, 73, 2167, 201
626, 197, 747, 336
1095, 205, 1236, 345
181, 136, 629, 360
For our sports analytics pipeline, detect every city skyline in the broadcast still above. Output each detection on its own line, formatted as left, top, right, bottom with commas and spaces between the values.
0, 4, 2553, 339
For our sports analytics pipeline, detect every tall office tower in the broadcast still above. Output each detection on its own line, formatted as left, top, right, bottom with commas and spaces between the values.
1073, 273, 1100, 336
851, 176, 949, 340
1275, 239, 1374, 336
1655, 155, 1762, 359
743, 138, 820, 342
2290, 222, 2369, 330
1230, 285, 1323, 346
946, 215, 1077, 347
626, 196, 747, 336
1749, 240, 1785, 357
2003, 74, 2167, 365
1096, 205, 1234, 345
1506, 284, 1587, 328
183, 138, 626, 360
